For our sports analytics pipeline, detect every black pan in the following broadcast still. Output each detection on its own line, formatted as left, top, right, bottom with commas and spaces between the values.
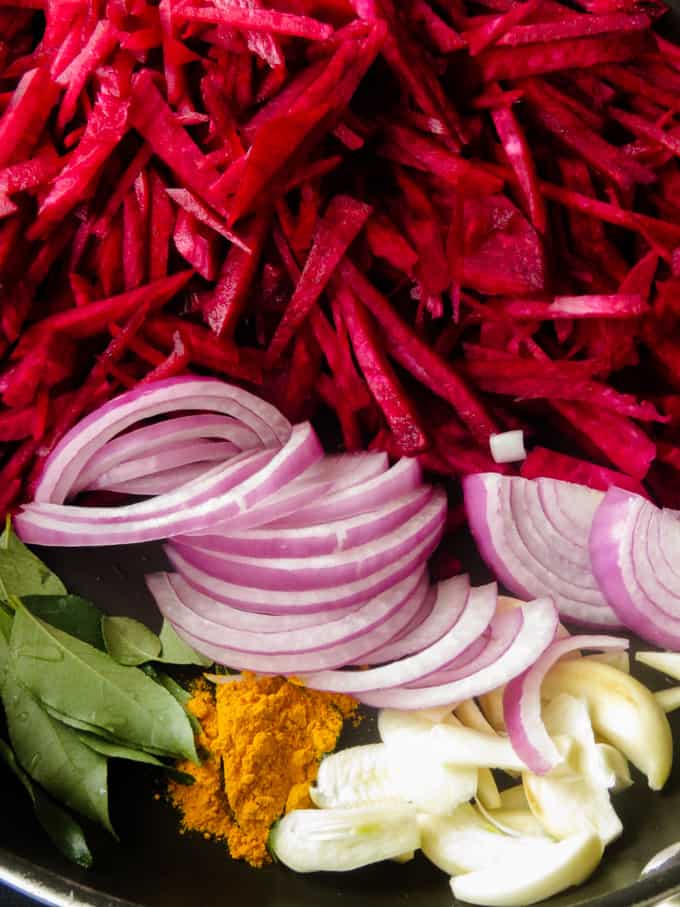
3, 536, 680, 907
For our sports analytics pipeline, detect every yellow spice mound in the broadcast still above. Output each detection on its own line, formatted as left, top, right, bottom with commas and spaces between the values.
168, 673, 358, 868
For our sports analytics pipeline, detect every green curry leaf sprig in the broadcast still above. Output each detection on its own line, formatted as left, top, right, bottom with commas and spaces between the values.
0, 521, 211, 867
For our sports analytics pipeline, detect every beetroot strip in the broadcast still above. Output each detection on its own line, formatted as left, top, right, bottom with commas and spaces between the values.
128, 69, 226, 215
267, 195, 372, 363
340, 258, 498, 443
176, 6, 334, 40
28, 80, 130, 239
491, 104, 546, 232
338, 286, 428, 455
464, 0, 543, 57
499, 12, 649, 45
477, 31, 646, 81
201, 209, 270, 337
0, 68, 59, 169
28, 272, 193, 340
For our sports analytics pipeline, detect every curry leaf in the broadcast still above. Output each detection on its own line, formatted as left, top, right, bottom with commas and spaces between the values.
10, 601, 198, 762
157, 620, 212, 667
2, 668, 113, 834
77, 732, 166, 767
43, 704, 186, 759
0, 604, 12, 637
141, 665, 202, 737
0, 738, 93, 868
167, 769, 196, 786
0, 519, 66, 599
0, 608, 10, 687
78, 733, 198, 789
149, 668, 202, 736
155, 672, 192, 707
101, 616, 161, 666
22, 595, 105, 650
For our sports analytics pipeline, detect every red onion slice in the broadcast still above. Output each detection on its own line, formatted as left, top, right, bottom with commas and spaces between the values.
359, 574, 471, 665
166, 572, 429, 672
652, 508, 680, 585
176, 487, 433, 558
590, 488, 680, 648
167, 526, 441, 613
44, 420, 318, 524
86, 440, 239, 492
30, 449, 261, 523
270, 458, 422, 527
357, 597, 559, 710
196, 452, 389, 534
171, 490, 446, 591
299, 581, 498, 694
537, 477, 600, 548
16, 423, 322, 546
514, 480, 593, 578
464, 473, 620, 627
73, 413, 262, 495
17, 447, 274, 541
355, 585, 437, 664
503, 634, 628, 774
423, 631, 492, 680
630, 502, 680, 611
405, 611, 521, 688
35, 377, 291, 504
295, 452, 389, 490
162, 572, 364, 631
103, 463, 216, 497
150, 566, 428, 655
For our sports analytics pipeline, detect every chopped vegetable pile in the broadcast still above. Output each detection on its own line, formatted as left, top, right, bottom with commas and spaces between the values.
1, 0, 680, 519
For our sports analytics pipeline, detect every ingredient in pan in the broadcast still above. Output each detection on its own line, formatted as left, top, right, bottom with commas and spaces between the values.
2, 0, 680, 523
168, 673, 358, 867
0, 520, 206, 867
464, 471, 680, 650
272, 652, 672, 906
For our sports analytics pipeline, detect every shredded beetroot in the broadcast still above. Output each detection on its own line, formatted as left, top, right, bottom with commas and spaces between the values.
338, 286, 428, 455
520, 446, 649, 496
1, 0, 680, 515
267, 194, 372, 363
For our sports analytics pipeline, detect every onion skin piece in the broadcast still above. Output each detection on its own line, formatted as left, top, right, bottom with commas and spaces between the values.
540, 659, 672, 791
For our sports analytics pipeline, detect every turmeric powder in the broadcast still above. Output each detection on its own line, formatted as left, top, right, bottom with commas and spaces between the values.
168, 673, 358, 868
